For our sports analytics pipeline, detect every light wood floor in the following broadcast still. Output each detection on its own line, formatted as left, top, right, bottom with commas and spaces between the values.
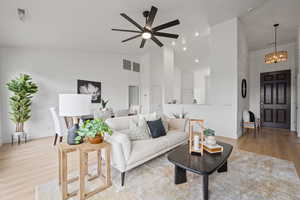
0, 128, 299, 200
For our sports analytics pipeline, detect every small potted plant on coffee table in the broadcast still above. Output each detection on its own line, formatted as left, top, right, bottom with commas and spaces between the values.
203, 128, 216, 145
75, 119, 113, 144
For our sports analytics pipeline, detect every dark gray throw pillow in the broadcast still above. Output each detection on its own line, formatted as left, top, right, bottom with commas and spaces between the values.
147, 118, 166, 138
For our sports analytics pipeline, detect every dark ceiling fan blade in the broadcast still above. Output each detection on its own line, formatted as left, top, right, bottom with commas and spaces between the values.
122, 34, 141, 43
120, 13, 144, 31
152, 19, 180, 32
112, 28, 142, 33
140, 39, 146, 48
153, 32, 179, 39
146, 6, 158, 27
151, 36, 163, 47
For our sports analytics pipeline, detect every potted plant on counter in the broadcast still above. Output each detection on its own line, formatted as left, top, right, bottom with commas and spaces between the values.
75, 118, 112, 144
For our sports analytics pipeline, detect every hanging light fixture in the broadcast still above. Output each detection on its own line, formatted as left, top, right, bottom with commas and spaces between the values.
264, 24, 288, 64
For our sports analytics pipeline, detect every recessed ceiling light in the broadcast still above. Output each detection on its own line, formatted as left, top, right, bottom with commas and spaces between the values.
171, 41, 176, 46
195, 32, 200, 37
183, 47, 187, 51
195, 59, 199, 63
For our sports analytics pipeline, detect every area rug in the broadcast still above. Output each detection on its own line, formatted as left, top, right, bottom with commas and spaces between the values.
35, 149, 300, 200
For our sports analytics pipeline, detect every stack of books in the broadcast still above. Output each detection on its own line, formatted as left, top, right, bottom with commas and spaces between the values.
201, 142, 223, 154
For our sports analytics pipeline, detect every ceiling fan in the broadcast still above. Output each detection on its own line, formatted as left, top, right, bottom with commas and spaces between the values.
112, 6, 180, 48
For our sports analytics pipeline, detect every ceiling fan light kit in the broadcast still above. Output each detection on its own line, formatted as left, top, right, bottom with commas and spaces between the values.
142, 32, 152, 39
112, 6, 180, 48
264, 24, 288, 64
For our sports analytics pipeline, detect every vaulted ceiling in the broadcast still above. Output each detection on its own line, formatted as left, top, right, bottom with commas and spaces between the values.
0, 0, 299, 67
241, 0, 300, 51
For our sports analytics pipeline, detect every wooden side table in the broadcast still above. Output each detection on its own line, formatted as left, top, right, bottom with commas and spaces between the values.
58, 142, 111, 200
58, 143, 80, 200
79, 142, 112, 200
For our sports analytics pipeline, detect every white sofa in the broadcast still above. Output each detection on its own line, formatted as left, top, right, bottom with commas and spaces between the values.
105, 116, 188, 186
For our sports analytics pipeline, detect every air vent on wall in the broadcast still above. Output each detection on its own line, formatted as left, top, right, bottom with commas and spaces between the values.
123, 59, 131, 70
132, 62, 140, 72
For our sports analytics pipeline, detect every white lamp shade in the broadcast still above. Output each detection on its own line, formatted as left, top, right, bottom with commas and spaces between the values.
59, 94, 91, 117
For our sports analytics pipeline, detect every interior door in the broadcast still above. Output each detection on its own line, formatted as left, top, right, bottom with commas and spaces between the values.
260, 70, 291, 129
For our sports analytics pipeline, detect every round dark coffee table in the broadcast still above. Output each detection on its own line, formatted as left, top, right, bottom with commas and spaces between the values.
167, 142, 233, 200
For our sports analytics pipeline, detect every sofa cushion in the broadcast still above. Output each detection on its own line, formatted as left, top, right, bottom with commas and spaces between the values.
164, 130, 189, 147
127, 137, 169, 166
147, 118, 166, 138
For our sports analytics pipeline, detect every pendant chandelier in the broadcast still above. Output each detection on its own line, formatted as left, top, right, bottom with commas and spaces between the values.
264, 24, 288, 64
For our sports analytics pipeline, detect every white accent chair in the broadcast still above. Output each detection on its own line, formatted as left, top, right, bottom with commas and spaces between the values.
242, 110, 260, 136
49, 107, 66, 145
114, 109, 130, 117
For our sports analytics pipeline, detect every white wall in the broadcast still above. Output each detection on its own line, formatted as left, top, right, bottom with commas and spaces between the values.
194, 68, 210, 104
0, 47, 141, 143
249, 42, 297, 131
207, 18, 238, 107
164, 104, 237, 138
173, 67, 182, 104
237, 19, 249, 137
163, 47, 175, 104
165, 18, 240, 139
181, 71, 194, 104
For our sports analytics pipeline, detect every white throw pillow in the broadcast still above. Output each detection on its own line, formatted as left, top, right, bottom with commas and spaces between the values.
156, 113, 169, 132
138, 112, 157, 126
119, 118, 150, 141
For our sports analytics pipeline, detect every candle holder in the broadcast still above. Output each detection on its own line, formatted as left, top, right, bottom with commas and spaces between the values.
188, 119, 205, 155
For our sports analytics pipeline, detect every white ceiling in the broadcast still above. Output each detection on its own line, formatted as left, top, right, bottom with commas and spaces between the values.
0, 0, 299, 69
241, 0, 300, 51
0, 0, 267, 54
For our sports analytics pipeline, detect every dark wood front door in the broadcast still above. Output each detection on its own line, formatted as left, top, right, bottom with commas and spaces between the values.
260, 70, 291, 129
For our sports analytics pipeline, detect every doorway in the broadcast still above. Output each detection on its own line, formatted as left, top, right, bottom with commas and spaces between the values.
128, 86, 139, 107
260, 70, 291, 129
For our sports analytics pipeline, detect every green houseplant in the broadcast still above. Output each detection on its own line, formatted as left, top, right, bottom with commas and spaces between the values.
203, 128, 216, 145
6, 74, 38, 133
76, 118, 112, 144
203, 128, 215, 136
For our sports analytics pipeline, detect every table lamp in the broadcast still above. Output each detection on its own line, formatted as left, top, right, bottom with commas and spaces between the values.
59, 94, 91, 145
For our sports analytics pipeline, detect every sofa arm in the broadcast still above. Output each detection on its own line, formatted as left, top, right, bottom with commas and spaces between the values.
105, 131, 131, 172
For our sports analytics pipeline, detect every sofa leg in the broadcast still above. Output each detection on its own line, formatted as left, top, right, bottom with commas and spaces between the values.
121, 172, 125, 186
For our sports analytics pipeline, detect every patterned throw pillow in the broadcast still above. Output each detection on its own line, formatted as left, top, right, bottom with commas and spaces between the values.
123, 118, 150, 141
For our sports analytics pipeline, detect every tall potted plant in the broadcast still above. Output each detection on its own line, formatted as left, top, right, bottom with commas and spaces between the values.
6, 74, 38, 134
